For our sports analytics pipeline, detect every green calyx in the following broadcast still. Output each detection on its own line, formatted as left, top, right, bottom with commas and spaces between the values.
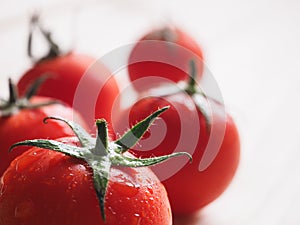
145, 26, 177, 42
28, 13, 62, 63
9, 106, 192, 222
0, 76, 60, 117
159, 26, 177, 42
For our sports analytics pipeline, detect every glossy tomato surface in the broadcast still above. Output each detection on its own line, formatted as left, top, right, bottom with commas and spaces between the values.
0, 137, 172, 225
117, 94, 240, 215
0, 96, 87, 176
128, 26, 204, 91
17, 53, 120, 131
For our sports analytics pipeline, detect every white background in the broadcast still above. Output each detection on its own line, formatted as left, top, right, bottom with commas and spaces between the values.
1, 0, 300, 224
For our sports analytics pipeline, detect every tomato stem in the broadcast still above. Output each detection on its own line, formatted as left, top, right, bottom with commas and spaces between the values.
28, 13, 61, 63
94, 119, 109, 156
185, 60, 197, 95
145, 26, 177, 42
161, 26, 177, 42
184, 60, 213, 130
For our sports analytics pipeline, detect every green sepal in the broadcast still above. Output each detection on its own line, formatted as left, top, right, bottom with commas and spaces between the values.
9, 139, 86, 159
89, 158, 111, 221
24, 74, 50, 99
8, 78, 18, 104
114, 106, 169, 153
0, 78, 62, 117
43, 116, 93, 147
110, 152, 192, 168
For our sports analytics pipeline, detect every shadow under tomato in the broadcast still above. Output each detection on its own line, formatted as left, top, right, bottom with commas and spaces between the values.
173, 211, 204, 225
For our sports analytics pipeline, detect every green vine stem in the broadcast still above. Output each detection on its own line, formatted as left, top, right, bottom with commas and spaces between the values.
28, 13, 62, 63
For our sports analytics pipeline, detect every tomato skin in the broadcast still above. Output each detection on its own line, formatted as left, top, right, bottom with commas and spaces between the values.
128, 26, 204, 91
0, 137, 172, 225
17, 53, 120, 130
0, 96, 87, 176
118, 94, 240, 215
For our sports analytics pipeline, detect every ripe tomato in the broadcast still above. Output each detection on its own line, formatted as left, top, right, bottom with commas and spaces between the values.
0, 108, 189, 224
0, 96, 87, 176
17, 15, 120, 131
0, 140, 171, 225
115, 70, 240, 215
0, 79, 87, 176
18, 53, 119, 130
128, 26, 204, 91
121, 94, 240, 214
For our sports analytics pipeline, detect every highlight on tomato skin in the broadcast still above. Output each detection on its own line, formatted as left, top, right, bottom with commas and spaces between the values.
128, 25, 204, 92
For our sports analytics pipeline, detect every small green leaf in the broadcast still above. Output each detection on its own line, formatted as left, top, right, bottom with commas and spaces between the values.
115, 106, 169, 153
43, 116, 93, 147
9, 139, 86, 159
0, 79, 64, 117
110, 152, 192, 168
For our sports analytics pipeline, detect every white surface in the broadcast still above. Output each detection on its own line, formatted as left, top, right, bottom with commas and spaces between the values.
1, 0, 300, 224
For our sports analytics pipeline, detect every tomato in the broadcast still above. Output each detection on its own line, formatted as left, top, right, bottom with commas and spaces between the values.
120, 94, 240, 215
0, 140, 171, 225
116, 60, 240, 215
17, 15, 120, 131
0, 79, 87, 176
128, 26, 204, 91
18, 53, 119, 131
0, 108, 190, 224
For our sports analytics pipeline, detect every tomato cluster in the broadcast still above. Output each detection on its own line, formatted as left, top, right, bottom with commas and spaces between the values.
119, 27, 240, 215
0, 14, 240, 225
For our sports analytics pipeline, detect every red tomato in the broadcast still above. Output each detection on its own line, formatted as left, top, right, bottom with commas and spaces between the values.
0, 107, 183, 225
128, 26, 204, 91
0, 96, 87, 176
116, 93, 240, 215
0, 138, 172, 225
0, 141, 172, 225
18, 53, 119, 131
